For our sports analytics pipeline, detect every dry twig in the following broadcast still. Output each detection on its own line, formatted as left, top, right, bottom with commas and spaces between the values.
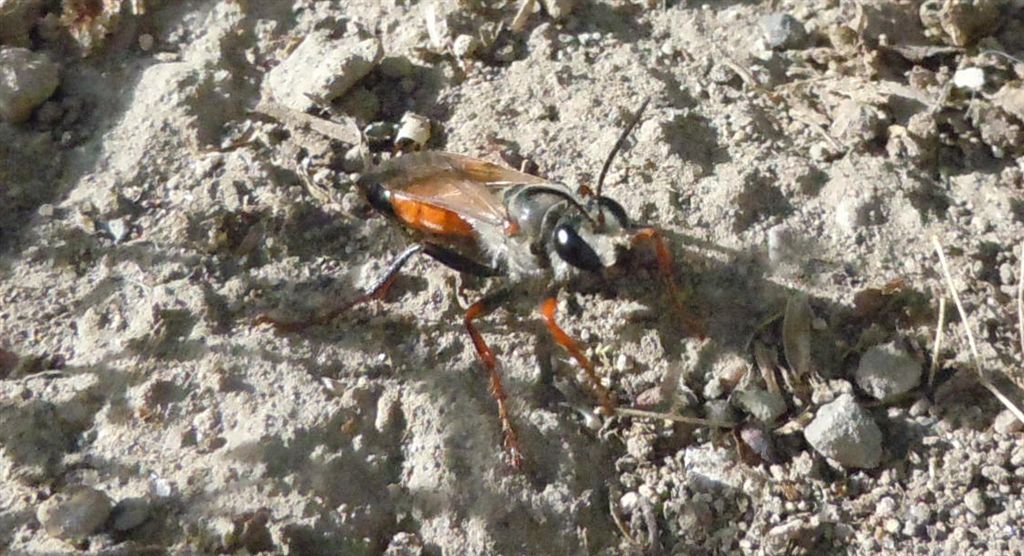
932, 237, 1024, 425
930, 295, 946, 388
615, 406, 735, 428
1018, 243, 1024, 359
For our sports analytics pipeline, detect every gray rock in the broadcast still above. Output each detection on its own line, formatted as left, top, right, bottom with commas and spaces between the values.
0, 47, 60, 123
759, 13, 808, 50
855, 342, 921, 402
804, 394, 882, 469
266, 32, 382, 112
36, 487, 113, 541
733, 389, 788, 424
111, 497, 151, 532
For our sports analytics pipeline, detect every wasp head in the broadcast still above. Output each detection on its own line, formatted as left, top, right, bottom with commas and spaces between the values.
549, 195, 635, 279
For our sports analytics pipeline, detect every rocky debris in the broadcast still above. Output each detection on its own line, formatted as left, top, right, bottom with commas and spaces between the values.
886, 113, 939, 164
36, 487, 113, 542
224, 508, 274, 554
0, 47, 60, 123
804, 394, 883, 469
384, 531, 424, 556
759, 13, 808, 51
920, 0, 1003, 47
0, 0, 44, 46
266, 32, 383, 112
972, 104, 1024, 158
61, 0, 127, 54
991, 81, 1024, 122
854, 342, 922, 402
830, 99, 887, 149
857, 1, 927, 44
732, 389, 787, 424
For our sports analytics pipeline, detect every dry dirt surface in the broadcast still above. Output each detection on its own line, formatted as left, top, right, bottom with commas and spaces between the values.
2, 0, 1024, 554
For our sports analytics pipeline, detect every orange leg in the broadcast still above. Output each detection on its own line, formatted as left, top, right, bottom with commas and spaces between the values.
254, 244, 423, 332
539, 296, 616, 413
631, 227, 706, 339
464, 291, 523, 469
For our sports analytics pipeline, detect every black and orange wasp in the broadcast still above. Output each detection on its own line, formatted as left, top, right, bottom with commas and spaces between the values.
258, 98, 702, 468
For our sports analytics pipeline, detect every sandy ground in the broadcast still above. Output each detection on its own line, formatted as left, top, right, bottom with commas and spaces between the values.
2, 0, 1024, 554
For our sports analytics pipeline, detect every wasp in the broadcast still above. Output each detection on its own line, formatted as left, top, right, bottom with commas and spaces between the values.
259, 98, 702, 468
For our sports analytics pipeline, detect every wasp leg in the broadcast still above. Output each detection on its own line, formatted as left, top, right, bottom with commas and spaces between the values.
255, 244, 425, 332
539, 296, 616, 413
421, 243, 501, 277
255, 242, 499, 333
631, 227, 706, 339
464, 289, 524, 469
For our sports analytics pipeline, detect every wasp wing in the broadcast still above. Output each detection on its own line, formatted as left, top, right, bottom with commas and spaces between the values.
369, 152, 549, 227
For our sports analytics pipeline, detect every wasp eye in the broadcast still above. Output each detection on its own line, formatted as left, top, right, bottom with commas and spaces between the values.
553, 223, 603, 272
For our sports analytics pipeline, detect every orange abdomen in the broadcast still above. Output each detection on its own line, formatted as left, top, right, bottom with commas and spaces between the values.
390, 196, 476, 237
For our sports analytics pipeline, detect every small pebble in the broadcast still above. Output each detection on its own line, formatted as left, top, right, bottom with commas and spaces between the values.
138, 33, 154, 51
759, 13, 808, 50
964, 489, 987, 515
620, 491, 639, 513
952, 67, 985, 91
854, 342, 921, 402
107, 218, 130, 243
542, 0, 577, 20
883, 518, 901, 534
804, 394, 882, 469
993, 409, 1024, 434
908, 397, 931, 417
452, 34, 479, 59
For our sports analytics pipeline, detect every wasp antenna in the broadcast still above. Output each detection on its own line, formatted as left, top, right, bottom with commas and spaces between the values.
595, 97, 652, 203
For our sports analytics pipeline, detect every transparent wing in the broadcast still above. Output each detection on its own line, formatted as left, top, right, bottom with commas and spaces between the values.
371, 152, 549, 227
